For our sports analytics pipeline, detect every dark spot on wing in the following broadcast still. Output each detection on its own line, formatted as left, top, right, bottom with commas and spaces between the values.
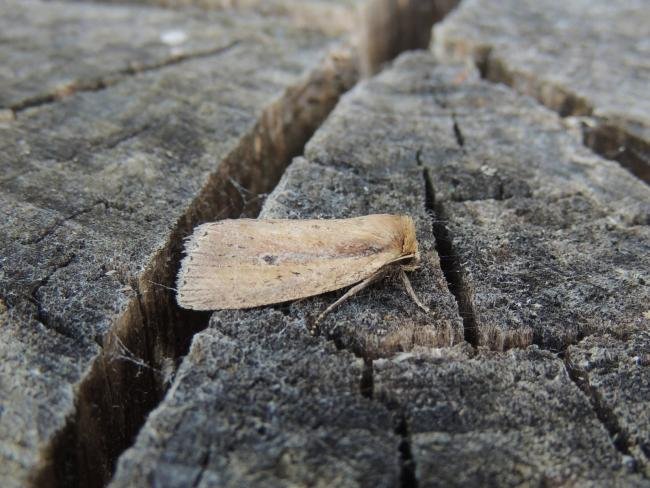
263, 255, 277, 264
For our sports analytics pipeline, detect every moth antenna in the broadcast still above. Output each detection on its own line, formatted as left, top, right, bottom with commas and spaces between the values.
400, 269, 430, 314
314, 268, 388, 326
147, 280, 178, 293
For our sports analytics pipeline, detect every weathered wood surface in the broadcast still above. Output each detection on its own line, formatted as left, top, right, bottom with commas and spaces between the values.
0, 0, 278, 109
112, 53, 650, 485
433, 0, 650, 181
0, 0, 461, 486
0, 1, 360, 486
1, 0, 649, 487
112, 310, 405, 487
307, 52, 649, 352
567, 329, 650, 476
112, 72, 465, 483
374, 348, 645, 486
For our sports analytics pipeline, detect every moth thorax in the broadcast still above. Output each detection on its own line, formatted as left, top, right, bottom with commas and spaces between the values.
400, 216, 418, 257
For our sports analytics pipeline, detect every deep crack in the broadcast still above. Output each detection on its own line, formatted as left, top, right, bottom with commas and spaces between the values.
396, 414, 418, 488
422, 167, 478, 346
32, 47, 357, 488
452, 114, 465, 149
472, 48, 648, 183
191, 449, 211, 488
563, 352, 646, 476
360, 358, 374, 399
17, 3, 486, 486
582, 121, 650, 183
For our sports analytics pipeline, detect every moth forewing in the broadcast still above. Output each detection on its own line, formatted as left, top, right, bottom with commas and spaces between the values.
176, 214, 423, 313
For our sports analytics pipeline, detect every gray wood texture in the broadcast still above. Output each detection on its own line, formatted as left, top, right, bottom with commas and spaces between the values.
1, 0, 648, 486
0, 1, 359, 485
112, 53, 650, 485
433, 0, 650, 181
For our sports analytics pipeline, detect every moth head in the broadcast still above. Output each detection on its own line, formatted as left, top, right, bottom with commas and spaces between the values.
400, 215, 420, 267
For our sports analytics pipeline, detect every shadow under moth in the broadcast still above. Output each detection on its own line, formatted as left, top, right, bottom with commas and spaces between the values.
176, 214, 429, 325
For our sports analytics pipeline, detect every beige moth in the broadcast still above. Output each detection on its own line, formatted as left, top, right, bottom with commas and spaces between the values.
176, 214, 429, 323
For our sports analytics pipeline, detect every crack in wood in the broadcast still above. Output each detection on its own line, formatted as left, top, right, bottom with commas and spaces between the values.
563, 354, 646, 476
582, 121, 650, 183
191, 449, 211, 488
29, 44, 358, 488
424, 154, 647, 471
11, 41, 242, 115
472, 47, 649, 184
25, 203, 104, 245
452, 114, 465, 149
396, 414, 419, 488
360, 358, 374, 399
421, 166, 478, 346
27, 253, 79, 342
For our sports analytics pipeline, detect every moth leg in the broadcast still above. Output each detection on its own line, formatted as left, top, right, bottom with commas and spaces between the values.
400, 268, 430, 314
313, 268, 388, 330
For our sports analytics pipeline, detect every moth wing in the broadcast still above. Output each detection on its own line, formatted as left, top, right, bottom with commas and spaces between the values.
176, 215, 409, 310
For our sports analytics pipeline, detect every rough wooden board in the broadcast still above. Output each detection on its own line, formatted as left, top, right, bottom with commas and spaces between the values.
358, 0, 460, 75
297, 50, 650, 479
0, 309, 98, 486
111, 51, 465, 487
440, 198, 649, 350
64, 0, 359, 36
0, 3, 357, 485
112, 52, 649, 485
111, 309, 402, 487
369, 52, 649, 479
567, 329, 650, 476
1, 38, 351, 343
3, 1, 648, 485
70, 0, 462, 75
261, 158, 463, 357
311, 51, 650, 352
374, 347, 647, 486
432, 0, 650, 180
1, 0, 273, 109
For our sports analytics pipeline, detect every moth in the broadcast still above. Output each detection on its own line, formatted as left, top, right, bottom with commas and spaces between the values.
176, 214, 429, 324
